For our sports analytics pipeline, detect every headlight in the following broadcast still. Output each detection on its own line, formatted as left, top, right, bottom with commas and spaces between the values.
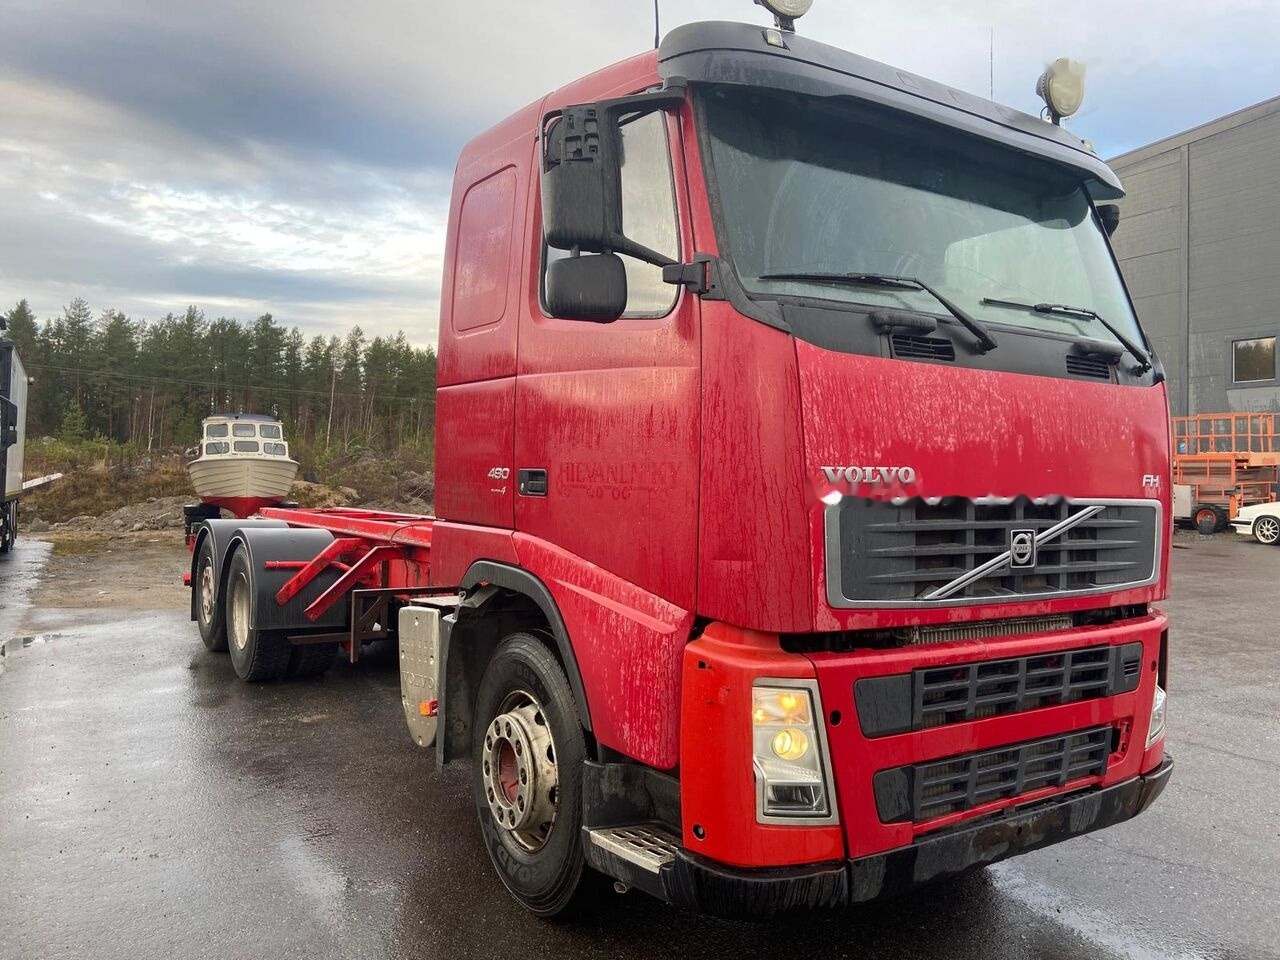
1146, 684, 1167, 748
752, 683, 836, 821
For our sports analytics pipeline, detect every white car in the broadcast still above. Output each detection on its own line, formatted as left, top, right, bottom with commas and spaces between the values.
1231, 502, 1280, 544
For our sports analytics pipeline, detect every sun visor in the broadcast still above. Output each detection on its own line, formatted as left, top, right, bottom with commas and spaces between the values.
659, 21, 1123, 200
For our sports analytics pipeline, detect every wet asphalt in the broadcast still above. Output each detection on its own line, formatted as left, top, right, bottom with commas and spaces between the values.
0, 533, 1277, 960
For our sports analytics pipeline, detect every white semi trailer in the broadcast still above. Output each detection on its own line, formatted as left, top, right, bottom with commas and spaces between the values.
0, 336, 27, 554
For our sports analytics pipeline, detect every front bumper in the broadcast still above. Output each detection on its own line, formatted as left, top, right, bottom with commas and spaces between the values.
661, 756, 1172, 918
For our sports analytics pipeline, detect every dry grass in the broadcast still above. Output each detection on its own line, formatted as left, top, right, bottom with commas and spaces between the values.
23, 439, 433, 524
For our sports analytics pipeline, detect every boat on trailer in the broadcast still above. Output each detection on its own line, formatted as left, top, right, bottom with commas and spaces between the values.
187, 414, 299, 519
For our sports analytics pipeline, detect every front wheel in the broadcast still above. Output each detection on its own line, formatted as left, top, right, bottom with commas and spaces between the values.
472, 633, 587, 917
1254, 515, 1280, 545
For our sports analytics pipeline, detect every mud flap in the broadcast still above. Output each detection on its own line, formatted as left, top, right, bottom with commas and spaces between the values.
400, 605, 442, 748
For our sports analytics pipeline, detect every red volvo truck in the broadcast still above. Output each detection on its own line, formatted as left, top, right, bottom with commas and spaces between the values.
188, 7, 1172, 918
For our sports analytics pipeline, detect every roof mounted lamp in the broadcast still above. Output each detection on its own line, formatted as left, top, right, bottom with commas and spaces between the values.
1036, 58, 1086, 125
755, 0, 813, 33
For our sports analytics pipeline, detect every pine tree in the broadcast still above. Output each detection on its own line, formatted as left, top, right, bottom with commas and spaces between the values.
58, 398, 89, 442
3, 300, 39, 355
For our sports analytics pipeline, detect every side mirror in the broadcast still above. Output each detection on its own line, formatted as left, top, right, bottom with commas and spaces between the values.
540, 86, 684, 266
1097, 203, 1121, 237
545, 253, 627, 323
541, 106, 611, 254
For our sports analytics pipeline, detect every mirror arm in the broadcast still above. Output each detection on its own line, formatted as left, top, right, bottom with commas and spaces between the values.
662, 253, 725, 299
612, 236, 677, 268
597, 78, 688, 117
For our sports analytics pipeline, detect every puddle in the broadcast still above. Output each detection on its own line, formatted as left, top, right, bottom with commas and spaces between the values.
0, 539, 53, 642
1, 633, 60, 655
0, 633, 62, 676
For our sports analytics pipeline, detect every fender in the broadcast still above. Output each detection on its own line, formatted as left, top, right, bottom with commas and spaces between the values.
189, 518, 289, 622
225, 527, 349, 633
458, 560, 593, 733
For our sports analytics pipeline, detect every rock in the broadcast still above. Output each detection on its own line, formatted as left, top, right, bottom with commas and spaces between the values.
27, 518, 50, 533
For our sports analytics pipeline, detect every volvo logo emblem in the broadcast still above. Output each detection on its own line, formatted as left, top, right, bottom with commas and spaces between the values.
1010, 529, 1037, 569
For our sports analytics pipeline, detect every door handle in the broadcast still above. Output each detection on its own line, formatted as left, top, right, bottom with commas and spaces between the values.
518, 469, 548, 497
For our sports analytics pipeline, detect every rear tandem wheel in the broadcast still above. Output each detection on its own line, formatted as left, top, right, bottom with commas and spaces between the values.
224, 546, 293, 681
218, 543, 338, 680
195, 536, 228, 652
0, 500, 16, 554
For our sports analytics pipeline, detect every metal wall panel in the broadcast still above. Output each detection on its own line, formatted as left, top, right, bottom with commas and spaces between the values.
1111, 99, 1280, 415
1110, 148, 1188, 413
1187, 111, 1280, 412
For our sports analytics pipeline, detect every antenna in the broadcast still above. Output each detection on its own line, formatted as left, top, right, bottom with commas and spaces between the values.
989, 29, 994, 99
653, 0, 660, 49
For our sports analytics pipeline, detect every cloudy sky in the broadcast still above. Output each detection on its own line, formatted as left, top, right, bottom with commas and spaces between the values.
2, 0, 1278, 346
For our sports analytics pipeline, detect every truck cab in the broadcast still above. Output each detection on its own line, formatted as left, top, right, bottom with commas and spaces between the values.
425, 15, 1172, 916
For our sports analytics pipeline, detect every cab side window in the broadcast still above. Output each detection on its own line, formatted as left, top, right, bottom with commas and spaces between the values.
543, 110, 680, 319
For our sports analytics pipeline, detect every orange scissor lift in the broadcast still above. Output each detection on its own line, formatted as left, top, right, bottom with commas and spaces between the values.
1173, 413, 1280, 532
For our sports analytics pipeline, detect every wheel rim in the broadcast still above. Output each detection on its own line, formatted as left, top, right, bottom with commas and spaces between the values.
481, 690, 559, 852
1196, 509, 1216, 527
199, 560, 216, 624
1258, 517, 1280, 543
229, 573, 250, 652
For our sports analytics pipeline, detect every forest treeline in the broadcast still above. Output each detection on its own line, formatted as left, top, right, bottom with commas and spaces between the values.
1, 298, 437, 456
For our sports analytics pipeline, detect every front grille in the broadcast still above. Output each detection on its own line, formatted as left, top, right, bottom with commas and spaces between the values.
854, 641, 1143, 737
873, 726, 1111, 823
1065, 354, 1114, 380
827, 497, 1159, 606
891, 334, 955, 362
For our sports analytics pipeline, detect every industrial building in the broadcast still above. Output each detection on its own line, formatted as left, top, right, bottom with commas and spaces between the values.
1109, 96, 1280, 416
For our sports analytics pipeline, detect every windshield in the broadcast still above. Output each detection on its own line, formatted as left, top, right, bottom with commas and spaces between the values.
700, 86, 1142, 343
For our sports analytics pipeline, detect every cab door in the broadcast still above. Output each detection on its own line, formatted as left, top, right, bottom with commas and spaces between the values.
514, 108, 700, 611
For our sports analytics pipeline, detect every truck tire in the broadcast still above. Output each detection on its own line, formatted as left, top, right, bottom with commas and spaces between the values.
194, 536, 228, 652
0, 501, 15, 554
472, 632, 587, 917
285, 641, 337, 679
224, 546, 291, 681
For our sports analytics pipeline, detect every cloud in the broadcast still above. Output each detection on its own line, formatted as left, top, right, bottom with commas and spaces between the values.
0, 0, 1277, 346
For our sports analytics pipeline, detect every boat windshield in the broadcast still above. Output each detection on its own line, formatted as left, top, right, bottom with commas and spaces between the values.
699, 85, 1143, 344
233, 440, 259, 453
205, 442, 229, 455
205, 423, 228, 439
264, 442, 288, 456
260, 424, 283, 439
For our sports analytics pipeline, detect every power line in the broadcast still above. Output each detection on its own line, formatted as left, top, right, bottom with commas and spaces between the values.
24, 362, 434, 406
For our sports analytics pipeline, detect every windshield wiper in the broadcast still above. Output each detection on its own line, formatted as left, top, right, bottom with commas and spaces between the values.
980, 298, 1154, 376
760, 272, 998, 354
